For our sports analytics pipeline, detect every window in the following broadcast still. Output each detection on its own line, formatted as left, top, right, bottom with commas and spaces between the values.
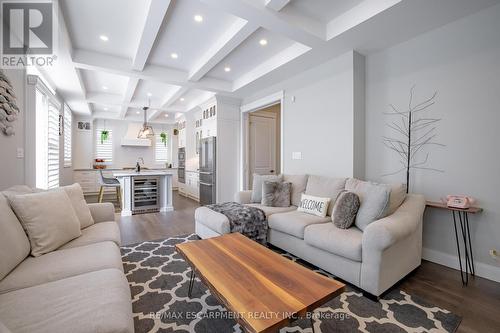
155, 132, 168, 163
63, 104, 72, 167
35, 83, 60, 189
95, 127, 113, 163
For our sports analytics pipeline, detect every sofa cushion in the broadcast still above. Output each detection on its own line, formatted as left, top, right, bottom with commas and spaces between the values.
61, 183, 95, 229
251, 174, 283, 203
388, 183, 407, 215
1, 185, 33, 200
283, 174, 308, 206
195, 207, 230, 234
0, 195, 30, 281
246, 203, 296, 218
0, 269, 134, 333
304, 223, 363, 261
332, 191, 360, 229
59, 222, 121, 249
262, 181, 291, 207
0, 320, 11, 333
268, 210, 330, 239
9, 190, 82, 257
345, 178, 391, 230
0, 241, 123, 294
305, 176, 346, 216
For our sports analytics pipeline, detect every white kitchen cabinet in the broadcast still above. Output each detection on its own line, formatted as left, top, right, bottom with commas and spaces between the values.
179, 171, 199, 201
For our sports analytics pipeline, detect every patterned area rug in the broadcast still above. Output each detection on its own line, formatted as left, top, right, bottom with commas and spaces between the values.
121, 234, 461, 333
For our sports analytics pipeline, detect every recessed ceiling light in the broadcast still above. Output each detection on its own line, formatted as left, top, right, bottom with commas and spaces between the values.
180, 97, 185, 102
224, 66, 231, 72
171, 53, 178, 59
259, 39, 268, 46
147, 92, 152, 97
194, 15, 203, 22
102, 86, 108, 90
136, 111, 140, 115
164, 114, 169, 117
99, 35, 109, 42
104, 107, 109, 111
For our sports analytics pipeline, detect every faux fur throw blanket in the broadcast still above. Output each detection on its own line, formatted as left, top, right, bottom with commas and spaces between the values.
206, 202, 267, 244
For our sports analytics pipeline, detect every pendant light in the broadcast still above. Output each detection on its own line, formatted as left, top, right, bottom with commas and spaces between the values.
138, 98, 155, 139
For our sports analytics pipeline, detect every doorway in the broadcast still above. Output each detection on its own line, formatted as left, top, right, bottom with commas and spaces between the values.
247, 103, 281, 188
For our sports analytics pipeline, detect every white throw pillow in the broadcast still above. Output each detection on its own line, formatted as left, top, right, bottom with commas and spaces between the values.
297, 194, 331, 218
9, 190, 82, 257
387, 183, 407, 215
60, 183, 95, 229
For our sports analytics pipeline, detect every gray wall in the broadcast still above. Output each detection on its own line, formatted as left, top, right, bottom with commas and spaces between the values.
365, 3, 500, 281
0, 69, 26, 189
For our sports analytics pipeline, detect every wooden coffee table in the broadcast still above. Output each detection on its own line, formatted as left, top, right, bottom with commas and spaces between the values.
175, 233, 345, 333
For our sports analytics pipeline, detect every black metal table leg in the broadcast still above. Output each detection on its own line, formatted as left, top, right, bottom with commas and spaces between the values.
464, 212, 475, 276
452, 211, 467, 285
188, 269, 195, 297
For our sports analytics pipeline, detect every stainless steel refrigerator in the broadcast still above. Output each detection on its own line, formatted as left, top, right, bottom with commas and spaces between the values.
199, 137, 216, 205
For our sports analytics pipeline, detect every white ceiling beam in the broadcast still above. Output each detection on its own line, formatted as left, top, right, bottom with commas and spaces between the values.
199, 0, 325, 48
120, 77, 139, 119
132, 0, 172, 70
188, 19, 258, 81
233, 42, 310, 91
86, 92, 184, 113
72, 49, 233, 93
265, 0, 290, 12
326, 0, 402, 40
148, 86, 189, 121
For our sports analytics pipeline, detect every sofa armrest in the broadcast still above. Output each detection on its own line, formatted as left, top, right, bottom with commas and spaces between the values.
363, 194, 426, 252
88, 203, 116, 223
234, 190, 252, 204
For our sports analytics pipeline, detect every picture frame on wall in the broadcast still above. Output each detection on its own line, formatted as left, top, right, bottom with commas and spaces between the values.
77, 121, 91, 132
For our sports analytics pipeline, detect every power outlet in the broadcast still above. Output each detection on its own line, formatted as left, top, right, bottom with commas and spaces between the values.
490, 249, 499, 260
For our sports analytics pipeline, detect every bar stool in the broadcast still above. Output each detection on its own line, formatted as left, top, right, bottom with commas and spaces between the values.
98, 170, 121, 208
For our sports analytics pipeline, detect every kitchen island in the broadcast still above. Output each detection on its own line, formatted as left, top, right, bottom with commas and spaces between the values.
113, 170, 175, 216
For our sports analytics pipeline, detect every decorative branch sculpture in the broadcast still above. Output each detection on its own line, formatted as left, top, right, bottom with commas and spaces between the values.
383, 85, 444, 193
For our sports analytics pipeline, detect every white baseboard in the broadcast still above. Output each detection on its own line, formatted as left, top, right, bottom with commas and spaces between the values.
422, 247, 500, 283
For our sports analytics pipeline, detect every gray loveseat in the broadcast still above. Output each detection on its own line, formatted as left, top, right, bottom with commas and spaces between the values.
195, 175, 426, 297
0, 187, 133, 333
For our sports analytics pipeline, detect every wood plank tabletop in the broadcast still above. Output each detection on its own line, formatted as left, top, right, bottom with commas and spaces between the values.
176, 233, 345, 333
426, 201, 483, 214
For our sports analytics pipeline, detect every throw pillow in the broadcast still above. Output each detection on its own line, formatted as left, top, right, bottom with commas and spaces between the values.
251, 174, 283, 203
61, 183, 95, 229
9, 190, 82, 257
387, 183, 407, 215
345, 178, 391, 231
297, 193, 331, 217
261, 181, 291, 207
305, 176, 347, 216
283, 174, 308, 207
332, 191, 360, 229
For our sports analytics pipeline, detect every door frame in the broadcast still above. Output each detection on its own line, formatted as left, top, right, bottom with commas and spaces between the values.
240, 91, 284, 190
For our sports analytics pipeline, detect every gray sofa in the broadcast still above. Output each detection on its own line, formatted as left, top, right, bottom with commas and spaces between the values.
195, 175, 426, 297
0, 189, 133, 333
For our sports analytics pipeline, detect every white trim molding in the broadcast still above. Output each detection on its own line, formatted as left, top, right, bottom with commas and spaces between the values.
240, 91, 284, 189
423, 247, 500, 283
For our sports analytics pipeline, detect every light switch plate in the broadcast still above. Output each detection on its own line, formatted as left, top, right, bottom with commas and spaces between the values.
17, 148, 24, 158
292, 152, 302, 160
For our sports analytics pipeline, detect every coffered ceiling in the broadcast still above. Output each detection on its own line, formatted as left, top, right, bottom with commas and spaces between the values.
45, 0, 500, 123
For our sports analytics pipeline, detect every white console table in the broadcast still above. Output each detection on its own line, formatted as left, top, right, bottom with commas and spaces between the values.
113, 170, 174, 217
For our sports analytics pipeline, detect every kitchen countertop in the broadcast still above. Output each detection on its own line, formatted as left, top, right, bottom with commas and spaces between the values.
113, 170, 176, 177
74, 168, 178, 171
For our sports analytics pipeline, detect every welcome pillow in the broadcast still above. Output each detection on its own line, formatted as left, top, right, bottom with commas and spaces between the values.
297, 194, 331, 217
9, 190, 82, 257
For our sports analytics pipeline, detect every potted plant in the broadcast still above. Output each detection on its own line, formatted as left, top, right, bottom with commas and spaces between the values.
160, 132, 167, 146
100, 130, 109, 144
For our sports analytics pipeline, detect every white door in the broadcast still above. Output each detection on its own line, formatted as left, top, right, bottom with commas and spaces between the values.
249, 115, 277, 186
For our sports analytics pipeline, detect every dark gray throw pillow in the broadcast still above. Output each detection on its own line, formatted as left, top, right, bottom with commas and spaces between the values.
262, 181, 291, 207
332, 191, 361, 229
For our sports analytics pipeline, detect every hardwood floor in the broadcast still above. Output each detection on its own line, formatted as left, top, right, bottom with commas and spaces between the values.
116, 191, 500, 333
